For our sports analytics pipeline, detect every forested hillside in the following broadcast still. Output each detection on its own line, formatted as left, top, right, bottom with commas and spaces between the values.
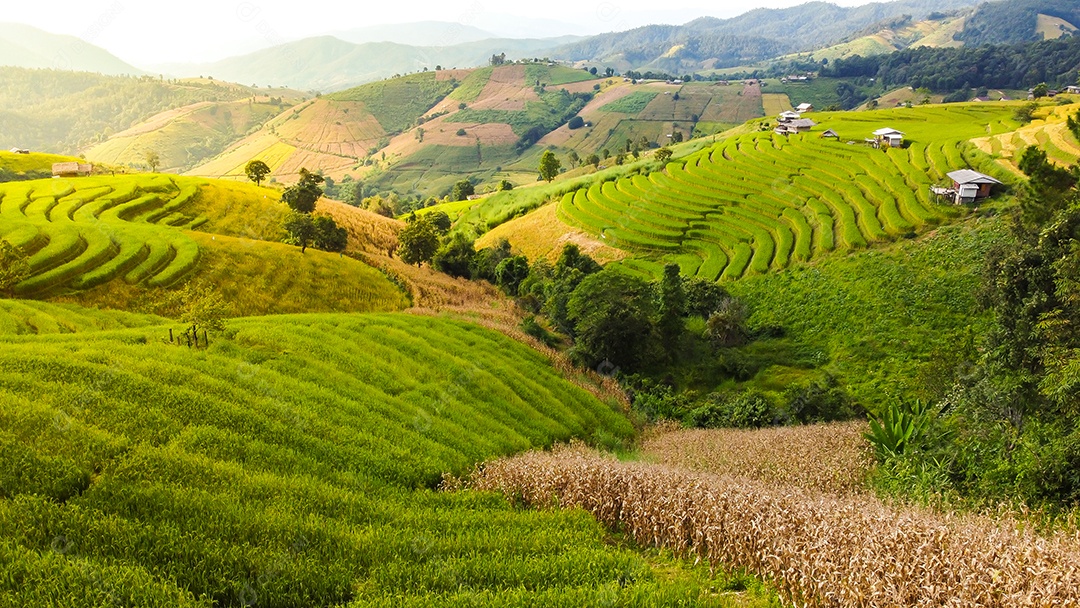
0, 68, 295, 155
954, 0, 1080, 46
823, 34, 1080, 91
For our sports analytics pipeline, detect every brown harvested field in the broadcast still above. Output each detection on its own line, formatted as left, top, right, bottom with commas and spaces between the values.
472, 442, 1080, 608
108, 101, 218, 137
578, 82, 638, 114
639, 86, 712, 121
422, 122, 519, 146
699, 83, 765, 124
274, 147, 356, 181
275, 99, 385, 158
317, 199, 401, 256
435, 68, 472, 81
471, 64, 538, 111
476, 201, 629, 265
640, 421, 873, 495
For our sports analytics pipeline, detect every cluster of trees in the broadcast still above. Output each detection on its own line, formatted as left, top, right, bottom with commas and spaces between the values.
872, 147, 1080, 508
822, 34, 1080, 93
277, 168, 347, 254
1068, 110, 1080, 143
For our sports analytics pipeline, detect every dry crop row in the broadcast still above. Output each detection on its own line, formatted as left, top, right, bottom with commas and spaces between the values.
473, 445, 1080, 607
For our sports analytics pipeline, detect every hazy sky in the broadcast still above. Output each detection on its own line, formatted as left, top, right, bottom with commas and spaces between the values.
4, 0, 868, 65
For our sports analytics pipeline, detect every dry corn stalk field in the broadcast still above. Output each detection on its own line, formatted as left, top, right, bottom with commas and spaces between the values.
640, 421, 874, 495
471, 441, 1080, 607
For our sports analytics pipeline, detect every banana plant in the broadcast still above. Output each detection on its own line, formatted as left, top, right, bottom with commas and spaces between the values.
865, 398, 934, 462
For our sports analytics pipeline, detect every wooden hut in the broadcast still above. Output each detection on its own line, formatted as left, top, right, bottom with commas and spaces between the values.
947, 169, 1002, 204
872, 127, 905, 148
52, 162, 93, 178
820, 129, 839, 140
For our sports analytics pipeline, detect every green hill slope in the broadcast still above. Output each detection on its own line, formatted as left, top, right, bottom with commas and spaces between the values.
0, 175, 407, 314
550, 104, 1018, 281
0, 68, 301, 156
0, 309, 759, 606
83, 97, 295, 173
0, 150, 82, 181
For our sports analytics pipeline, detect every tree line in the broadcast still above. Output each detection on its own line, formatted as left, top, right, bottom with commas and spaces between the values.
822, 34, 1080, 93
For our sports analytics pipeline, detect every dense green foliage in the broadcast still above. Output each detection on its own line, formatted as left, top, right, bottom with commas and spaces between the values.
281, 168, 325, 214
824, 34, 1080, 92
553, 0, 973, 69
2, 310, 762, 606
869, 150, 1080, 509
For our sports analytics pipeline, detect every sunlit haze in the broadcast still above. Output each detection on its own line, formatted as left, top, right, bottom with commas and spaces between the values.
4, 0, 869, 65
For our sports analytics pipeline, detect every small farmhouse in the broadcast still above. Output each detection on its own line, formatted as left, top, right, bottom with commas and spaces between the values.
947, 169, 1002, 204
796, 103, 813, 113
1068, 86, 1080, 95
52, 162, 93, 178
872, 127, 905, 148
8, 148, 30, 154
820, 129, 839, 140
776, 118, 816, 135
778, 110, 801, 122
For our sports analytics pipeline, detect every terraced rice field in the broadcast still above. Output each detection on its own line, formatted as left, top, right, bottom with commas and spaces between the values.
558, 104, 1018, 281
0, 309, 765, 606
973, 101, 1080, 172
0, 175, 207, 296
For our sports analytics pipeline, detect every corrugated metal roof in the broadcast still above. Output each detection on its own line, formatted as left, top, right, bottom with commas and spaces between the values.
873, 127, 904, 136
947, 169, 1002, 185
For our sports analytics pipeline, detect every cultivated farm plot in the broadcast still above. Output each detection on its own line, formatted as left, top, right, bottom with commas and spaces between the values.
972, 101, 1080, 171
475, 440, 1080, 608
2, 311, 752, 607
0, 175, 207, 296
557, 104, 1019, 282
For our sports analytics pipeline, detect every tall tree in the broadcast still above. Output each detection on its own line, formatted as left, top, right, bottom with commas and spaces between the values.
245, 160, 271, 187
284, 212, 317, 253
281, 168, 324, 213
568, 267, 660, 371
538, 150, 561, 183
144, 150, 161, 172
398, 215, 440, 267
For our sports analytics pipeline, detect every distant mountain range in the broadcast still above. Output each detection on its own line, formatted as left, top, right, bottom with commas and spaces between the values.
550, 0, 984, 72
0, 23, 144, 76
180, 36, 580, 92
329, 21, 497, 47
2, 0, 1077, 94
